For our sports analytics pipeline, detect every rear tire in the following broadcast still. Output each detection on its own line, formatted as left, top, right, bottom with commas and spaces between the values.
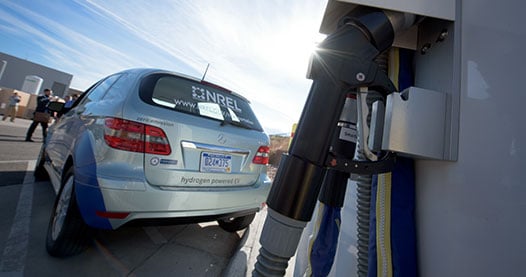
218, 213, 256, 232
34, 145, 49, 181
46, 167, 92, 257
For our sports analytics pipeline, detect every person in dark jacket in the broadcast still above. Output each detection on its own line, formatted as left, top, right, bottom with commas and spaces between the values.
25, 88, 53, 142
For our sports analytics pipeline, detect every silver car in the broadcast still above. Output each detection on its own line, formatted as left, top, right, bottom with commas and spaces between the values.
37, 68, 271, 257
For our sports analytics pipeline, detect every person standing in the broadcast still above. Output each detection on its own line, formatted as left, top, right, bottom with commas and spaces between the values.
25, 88, 53, 142
2, 91, 21, 122
56, 93, 78, 119
66, 93, 78, 106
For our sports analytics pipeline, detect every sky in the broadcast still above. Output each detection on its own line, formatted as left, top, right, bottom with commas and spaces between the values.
0, 0, 328, 135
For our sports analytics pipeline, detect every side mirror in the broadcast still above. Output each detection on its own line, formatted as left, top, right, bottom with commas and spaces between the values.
48, 101, 65, 112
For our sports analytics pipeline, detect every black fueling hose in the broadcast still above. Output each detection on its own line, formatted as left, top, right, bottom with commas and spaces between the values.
254, 8, 414, 277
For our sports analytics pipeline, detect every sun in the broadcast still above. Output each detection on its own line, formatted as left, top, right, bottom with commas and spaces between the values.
255, 23, 326, 78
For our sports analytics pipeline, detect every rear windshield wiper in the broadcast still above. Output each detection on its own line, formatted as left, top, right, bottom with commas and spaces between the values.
220, 118, 251, 130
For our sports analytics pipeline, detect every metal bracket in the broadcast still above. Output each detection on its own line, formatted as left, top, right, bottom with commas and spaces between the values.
326, 151, 397, 175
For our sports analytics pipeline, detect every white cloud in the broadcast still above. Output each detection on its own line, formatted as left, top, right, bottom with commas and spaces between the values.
0, 1, 149, 88
1, 0, 328, 134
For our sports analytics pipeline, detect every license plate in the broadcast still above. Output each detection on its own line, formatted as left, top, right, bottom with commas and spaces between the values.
200, 152, 232, 173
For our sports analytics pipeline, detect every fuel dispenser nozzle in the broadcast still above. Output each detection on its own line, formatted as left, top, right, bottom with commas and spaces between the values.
253, 8, 415, 277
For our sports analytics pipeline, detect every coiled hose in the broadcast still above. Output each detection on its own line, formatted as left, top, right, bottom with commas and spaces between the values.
355, 52, 388, 277
355, 167, 373, 277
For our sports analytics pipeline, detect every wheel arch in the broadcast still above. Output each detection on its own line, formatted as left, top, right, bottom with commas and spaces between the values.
70, 131, 113, 230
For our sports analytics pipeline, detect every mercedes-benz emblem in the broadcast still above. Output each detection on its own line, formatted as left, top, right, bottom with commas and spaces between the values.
217, 133, 227, 144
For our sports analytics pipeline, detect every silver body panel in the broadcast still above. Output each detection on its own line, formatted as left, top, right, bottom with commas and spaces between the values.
44, 68, 271, 229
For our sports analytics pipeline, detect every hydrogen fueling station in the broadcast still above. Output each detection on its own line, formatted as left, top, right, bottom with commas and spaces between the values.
251, 0, 525, 276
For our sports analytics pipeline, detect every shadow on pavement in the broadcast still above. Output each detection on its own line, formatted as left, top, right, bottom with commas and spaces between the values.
0, 162, 28, 186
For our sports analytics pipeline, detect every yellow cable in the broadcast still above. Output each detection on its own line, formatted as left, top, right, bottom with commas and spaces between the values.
376, 172, 393, 277
388, 48, 400, 91
376, 47, 399, 277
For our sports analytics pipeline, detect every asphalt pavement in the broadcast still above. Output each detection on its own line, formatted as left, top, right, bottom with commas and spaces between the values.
0, 116, 42, 134
0, 117, 296, 277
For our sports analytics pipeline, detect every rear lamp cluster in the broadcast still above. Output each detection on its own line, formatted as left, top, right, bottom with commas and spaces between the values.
103, 118, 171, 155
253, 146, 270, 165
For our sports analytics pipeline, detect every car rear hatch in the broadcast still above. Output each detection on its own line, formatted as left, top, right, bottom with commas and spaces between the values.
134, 72, 269, 189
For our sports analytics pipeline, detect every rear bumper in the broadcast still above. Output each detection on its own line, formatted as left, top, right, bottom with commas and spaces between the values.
122, 207, 260, 227
76, 174, 271, 229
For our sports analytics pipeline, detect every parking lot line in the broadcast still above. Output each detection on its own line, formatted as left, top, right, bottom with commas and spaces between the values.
0, 161, 35, 275
0, 160, 37, 164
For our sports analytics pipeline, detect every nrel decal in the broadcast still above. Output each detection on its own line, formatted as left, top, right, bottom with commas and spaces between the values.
192, 86, 242, 112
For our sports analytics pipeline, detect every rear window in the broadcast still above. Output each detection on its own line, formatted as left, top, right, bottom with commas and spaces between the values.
139, 73, 263, 131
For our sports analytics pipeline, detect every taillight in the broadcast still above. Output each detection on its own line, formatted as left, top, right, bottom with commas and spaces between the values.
144, 126, 171, 155
104, 118, 171, 155
253, 146, 270, 165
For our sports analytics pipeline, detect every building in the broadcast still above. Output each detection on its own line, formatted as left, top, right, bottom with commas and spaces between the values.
0, 52, 76, 119
0, 52, 73, 97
